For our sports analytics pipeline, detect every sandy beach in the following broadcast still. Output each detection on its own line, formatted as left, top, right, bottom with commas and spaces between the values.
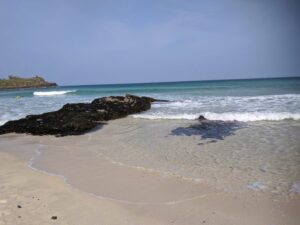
1, 118, 300, 225
1, 0, 300, 223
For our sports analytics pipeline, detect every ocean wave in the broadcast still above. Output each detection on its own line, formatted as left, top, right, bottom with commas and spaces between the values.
133, 112, 300, 122
152, 94, 300, 107
133, 113, 198, 120
33, 90, 76, 96
0, 113, 16, 126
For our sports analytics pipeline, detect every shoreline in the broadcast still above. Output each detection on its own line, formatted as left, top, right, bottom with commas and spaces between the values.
1, 117, 300, 224
1, 150, 300, 225
1, 117, 300, 196
0, 152, 164, 225
1, 145, 300, 225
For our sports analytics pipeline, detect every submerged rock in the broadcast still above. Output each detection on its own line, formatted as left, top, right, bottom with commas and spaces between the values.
171, 119, 245, 141
0, 95, 163, 136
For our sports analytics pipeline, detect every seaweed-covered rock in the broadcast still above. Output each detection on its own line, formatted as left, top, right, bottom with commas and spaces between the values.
0, 95, 163, 136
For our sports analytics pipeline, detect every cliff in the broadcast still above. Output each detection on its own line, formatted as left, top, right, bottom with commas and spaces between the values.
0, 75, 57, 89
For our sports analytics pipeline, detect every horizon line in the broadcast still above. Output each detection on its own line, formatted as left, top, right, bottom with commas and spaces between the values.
61, 75, 300, 87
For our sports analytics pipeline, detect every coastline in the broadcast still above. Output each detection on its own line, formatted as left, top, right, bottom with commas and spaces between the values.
0, 75, 57, 90
1, 0, 299, 223
0, 85, 57, 91
1, 117, 300, 225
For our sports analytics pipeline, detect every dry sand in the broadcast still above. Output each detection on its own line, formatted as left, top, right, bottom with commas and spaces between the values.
1, 118, 300, 225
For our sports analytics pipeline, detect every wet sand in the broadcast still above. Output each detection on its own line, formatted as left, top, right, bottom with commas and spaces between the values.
1, 118, 300, 225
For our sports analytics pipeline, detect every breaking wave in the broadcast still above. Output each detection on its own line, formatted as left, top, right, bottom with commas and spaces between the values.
133, 94, 300, 122
33, 90, 76, 96
133, 112, 300, 122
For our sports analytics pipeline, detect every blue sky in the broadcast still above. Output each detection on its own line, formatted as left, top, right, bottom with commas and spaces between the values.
0, 0, 299, 85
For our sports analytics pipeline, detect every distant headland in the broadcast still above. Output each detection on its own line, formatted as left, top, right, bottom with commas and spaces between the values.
0, 75, 57, 89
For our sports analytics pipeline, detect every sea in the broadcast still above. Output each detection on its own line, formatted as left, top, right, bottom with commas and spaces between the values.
1, 77, 300, 195
0, 77, 300, 124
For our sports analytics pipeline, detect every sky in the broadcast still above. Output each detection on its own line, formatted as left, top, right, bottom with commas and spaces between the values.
0, 0, 299, 85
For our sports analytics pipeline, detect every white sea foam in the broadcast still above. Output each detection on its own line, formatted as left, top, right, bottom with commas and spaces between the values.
133, 112, 300, 122
33, 90, 76, 96
133, 113, 198, 120
290, 181, 300, 194
133, 94, 300, 122
0, 113, 16, 125
247, 182, 268, 191
202, 112, 300, 121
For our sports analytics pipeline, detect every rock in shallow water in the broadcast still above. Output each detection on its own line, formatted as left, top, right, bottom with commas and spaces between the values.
198, 115, 207, 121
171, 120, 245, 141
0, 95, 163, 137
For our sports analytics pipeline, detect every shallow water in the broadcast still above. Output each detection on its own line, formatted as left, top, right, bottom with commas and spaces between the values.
2, 118, 298, 198
83, 118, 300, 195
1, 118, 300, 195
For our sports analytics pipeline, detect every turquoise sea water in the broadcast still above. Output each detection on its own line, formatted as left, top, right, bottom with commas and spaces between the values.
0, 77, 300, 124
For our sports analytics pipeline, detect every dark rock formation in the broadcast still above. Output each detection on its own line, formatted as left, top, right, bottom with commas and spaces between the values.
0, 75, 57, 89
198, 115, 207, 121
0, 95, 163, 136
171, 119, 245, 141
